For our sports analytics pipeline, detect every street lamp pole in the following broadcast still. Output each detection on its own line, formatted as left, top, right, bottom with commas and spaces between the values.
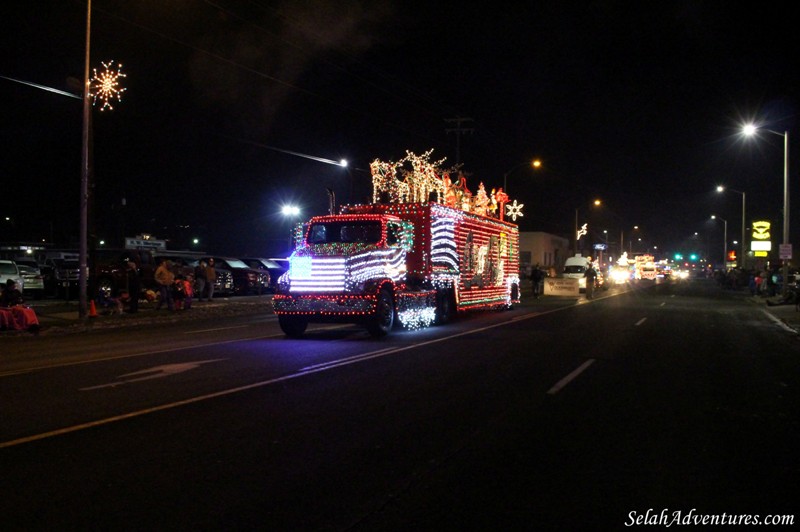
712, 215, 727, 269
743, 125, 790, 295
574, 207, 578, 255
79, 0, 92, 319
741, 191, 746, 269
574, 199, 601, 255
717, 186, 747, 269
503, 159, 541, 194
783, 130, 790, 295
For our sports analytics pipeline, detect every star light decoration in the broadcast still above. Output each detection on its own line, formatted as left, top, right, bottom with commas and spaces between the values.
90, 60, 126, 111
505, 199, 524, 221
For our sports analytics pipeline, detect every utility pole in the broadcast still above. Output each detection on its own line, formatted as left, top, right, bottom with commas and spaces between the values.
444, 116, 474, 165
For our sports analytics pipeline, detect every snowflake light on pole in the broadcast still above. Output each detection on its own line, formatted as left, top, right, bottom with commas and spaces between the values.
506, 199, 524, 221
90, 60, 126, 111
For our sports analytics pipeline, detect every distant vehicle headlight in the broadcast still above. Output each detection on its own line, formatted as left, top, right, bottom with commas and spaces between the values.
611, 270, 629, 283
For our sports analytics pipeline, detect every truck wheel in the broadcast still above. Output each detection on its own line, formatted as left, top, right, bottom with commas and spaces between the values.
435, 289, 454, 325
279, 316, 308, 338
367, 288, 394, 337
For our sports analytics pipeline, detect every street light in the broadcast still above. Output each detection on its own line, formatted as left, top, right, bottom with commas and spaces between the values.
281, 204, 301, 252
711, 215, 727, 269
622, 225, 639, 255
743, 124, 790, 295
503, 159, 541, 194
574, 199, 601, 255
716, 185, 746, 269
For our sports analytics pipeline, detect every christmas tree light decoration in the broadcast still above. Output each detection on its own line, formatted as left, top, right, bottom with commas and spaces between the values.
506, 199, 524, 221
472, 182, 490, 216
90, 60, 126, 111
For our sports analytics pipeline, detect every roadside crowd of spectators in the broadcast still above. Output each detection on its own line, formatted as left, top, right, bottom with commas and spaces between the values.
714, 266, 795, 299
96, 258, 215, 315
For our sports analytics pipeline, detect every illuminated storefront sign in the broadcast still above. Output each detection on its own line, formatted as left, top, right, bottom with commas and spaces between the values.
752, 221, 770, 240
751, 220, 771, 253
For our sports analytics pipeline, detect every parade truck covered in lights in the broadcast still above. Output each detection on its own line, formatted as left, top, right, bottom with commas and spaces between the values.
272, 150, 522, 337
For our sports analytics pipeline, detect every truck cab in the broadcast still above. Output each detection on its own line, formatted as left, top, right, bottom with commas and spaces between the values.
274, 214, 415, 337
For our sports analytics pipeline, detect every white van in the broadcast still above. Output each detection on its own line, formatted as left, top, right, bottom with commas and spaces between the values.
563, 255, 591, 291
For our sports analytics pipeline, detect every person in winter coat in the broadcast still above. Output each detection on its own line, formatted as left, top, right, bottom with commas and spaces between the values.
204, 258, 217, 300
583, 263, 598, 300
154, 259, 175, 311
195, 260, 207, 301
531, 264, 544, 298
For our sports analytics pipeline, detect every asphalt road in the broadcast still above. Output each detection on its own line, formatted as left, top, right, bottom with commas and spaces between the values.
1, 280, 798, 530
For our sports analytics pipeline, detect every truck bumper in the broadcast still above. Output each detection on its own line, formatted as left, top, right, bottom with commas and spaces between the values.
274, 288, 438, 329
273, 293, 376, 317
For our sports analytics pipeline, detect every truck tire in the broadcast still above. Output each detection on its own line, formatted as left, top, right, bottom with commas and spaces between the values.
435, 289, 454, 325
367, 288, 395, 337
279, 316, 308, 338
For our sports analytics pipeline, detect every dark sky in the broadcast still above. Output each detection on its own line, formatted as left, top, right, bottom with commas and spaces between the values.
2, 1, 798, 259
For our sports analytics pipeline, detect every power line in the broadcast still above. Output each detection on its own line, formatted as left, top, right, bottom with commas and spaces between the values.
444, 116, 474, 165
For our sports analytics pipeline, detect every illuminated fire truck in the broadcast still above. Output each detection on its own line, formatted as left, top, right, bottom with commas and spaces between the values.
273, 151, 521, 337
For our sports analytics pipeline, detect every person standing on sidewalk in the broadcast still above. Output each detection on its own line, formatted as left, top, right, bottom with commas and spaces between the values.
205, 258, 217, 301
125, 261, 140, 313
195, 260, 207, 301
531, 264, 544, 298
584, 262, 598, 300
154, 259, 175, 311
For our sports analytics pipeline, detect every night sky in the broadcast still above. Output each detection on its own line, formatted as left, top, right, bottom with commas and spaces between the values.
2, 1, 798, 260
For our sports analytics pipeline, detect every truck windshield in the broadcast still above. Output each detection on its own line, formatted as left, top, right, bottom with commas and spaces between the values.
308, 221, 382, 244
564, 265, 586, 274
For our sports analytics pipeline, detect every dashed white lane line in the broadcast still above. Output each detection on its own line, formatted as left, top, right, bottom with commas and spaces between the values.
547, 359, 595, 395
635, 317, 647, 326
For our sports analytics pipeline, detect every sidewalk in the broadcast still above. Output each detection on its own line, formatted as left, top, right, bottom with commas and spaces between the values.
18, 296, 276, 336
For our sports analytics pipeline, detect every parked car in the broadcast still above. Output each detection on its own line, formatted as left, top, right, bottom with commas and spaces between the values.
90, 248, 159, 297
239, 257, 289, 292
0, 259, 24, 292
34, 251, 79, 297
202, 257, 269, 295
41, 257, 81, 298
17, 264, 45, 300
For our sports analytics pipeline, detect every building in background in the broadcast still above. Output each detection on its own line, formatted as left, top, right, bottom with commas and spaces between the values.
519, 232, 570, 276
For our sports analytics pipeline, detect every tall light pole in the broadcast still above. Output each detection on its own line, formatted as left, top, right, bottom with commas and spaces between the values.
503, 159, 541, 194
743, 124, 790, 295
79, 0, 92, 319
711, 215, 727, 269
716, 185, 746, 269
